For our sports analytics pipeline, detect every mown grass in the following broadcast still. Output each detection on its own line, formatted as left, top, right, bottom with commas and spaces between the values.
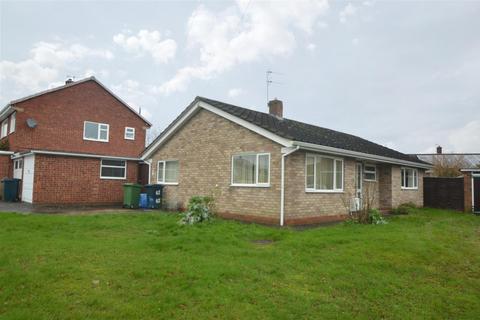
0, 208, 479, 319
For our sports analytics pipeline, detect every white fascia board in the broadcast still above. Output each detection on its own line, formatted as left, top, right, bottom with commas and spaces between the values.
141, 100, 293, 160
12, 150, 141, 161
0, 150, 14, 155
293, 141, 432, 169
461, 168, 480, 172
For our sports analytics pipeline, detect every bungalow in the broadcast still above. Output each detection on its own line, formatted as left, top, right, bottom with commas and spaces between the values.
0, 77, 151, 205
142, 97, 431, 225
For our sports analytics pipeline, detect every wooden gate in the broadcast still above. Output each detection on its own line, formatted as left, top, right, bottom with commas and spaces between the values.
424, 177, 464, 211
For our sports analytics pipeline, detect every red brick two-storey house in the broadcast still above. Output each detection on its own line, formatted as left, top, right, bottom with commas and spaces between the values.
0, 77, 151, 205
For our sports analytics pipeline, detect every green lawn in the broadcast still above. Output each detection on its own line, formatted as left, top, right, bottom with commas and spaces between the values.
1, 209, 479, 319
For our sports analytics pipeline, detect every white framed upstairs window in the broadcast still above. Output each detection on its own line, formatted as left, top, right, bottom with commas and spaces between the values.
157, 160, 179, 184
401, 167, 418, 190
1, 119, 8, 138
9, 113, 16, 134
124, 127, 135, 140
84, 121, 109, 142
231, 153, 270, 187
306, 154, 344, 192
364, 164, 377, 181
100, 159, 126, 179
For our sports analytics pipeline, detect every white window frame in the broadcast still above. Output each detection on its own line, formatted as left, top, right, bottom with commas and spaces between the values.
401, 167, 418, 190
231, 153, 271, 187
364, 164, 377, 182
157, 160, 179, 185
305, 154, 344, 193
9, 112, 16, 134
124, 127, 135, 140
100, 159, 127, 180
83, 121, 109, 142
1, 119, 8, 138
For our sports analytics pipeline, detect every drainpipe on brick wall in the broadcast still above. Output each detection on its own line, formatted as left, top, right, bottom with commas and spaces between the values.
280, 146, 299, 226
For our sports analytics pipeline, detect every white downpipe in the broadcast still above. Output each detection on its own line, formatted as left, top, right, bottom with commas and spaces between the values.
280, 146, 300, 226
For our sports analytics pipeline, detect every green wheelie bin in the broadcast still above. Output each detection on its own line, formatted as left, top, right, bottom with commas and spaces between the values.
123, 183, 142, 208
2, 178, 20, 202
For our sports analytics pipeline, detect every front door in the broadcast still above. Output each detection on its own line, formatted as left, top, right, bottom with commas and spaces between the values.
474, 177, 480, 213
22, 155, 35, 203
354, 163, 363, 211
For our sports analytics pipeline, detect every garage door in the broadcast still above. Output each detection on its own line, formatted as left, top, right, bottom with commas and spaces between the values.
22, 155, 35, 203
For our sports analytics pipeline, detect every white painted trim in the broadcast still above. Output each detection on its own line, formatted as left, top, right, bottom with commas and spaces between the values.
157, 160, 179, 184
280, 146, 299, 226
0, 150, 14, 155
472, 176, 475, 213
100, 159, 127, 180
363, 163, 377, 182
400, 167, 419, 190
83, 121, 109, 142
293, 141, 432, 169
124, 127, 135, 140
145, 159, 152, 185
141, 100, 292, 160
11, 150, 140, 161
304, 153, 344, 192
9, 112, 15, 134
231, 152, 271, 187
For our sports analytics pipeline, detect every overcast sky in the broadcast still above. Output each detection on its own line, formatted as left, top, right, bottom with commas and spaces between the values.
1, 0, 479, 153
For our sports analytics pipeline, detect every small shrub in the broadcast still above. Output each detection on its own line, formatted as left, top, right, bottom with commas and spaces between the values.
391, 202, 416, 215
369, 208, 388, 225
179, 196, 215, 225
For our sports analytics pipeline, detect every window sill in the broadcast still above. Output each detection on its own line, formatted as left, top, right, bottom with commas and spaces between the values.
100, 177, 126, 180
84, 138, 109, 143
230, 184, 270, 188
401, 187, 418, 191
364, 179, 377, 182
305, 189, 344, 194
157, 182, 179, 186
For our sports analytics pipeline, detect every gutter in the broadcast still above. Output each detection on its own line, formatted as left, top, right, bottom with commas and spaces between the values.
280, 146, 299, 226
292, 141, 432, 170
11, 150, 141, 161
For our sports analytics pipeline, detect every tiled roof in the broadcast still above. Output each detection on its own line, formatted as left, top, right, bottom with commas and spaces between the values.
198, 97, 427, 164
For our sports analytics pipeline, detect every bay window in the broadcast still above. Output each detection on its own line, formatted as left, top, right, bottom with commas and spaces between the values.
401, 167, 418, 189
157, 160, 179, 184
232, 153, 270, 186
306, 154, 343, 192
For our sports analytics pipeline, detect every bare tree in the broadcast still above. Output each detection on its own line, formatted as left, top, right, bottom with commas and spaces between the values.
432, 155, 467, 177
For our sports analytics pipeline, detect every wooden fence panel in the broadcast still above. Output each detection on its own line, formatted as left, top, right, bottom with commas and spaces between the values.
424, 177, 464, 211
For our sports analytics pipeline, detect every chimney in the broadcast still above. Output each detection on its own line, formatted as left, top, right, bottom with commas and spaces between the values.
65, 78, 74, 85
436, 145, 442, 154
268, 98, 283, 118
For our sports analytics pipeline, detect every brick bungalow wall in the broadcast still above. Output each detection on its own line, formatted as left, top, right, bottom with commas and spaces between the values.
391, 166, 424, 207
150, 109, 283, 224
284, 151, 356, 224
5, 80, 147, 157
33, 154, 137, 205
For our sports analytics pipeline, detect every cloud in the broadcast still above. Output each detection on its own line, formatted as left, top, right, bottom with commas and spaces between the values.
339, 3, 356, 23
352, 38, 360, 45
447, 120, 480, 152
228, 88, 244, 98
0, 41, 114, 91
111, 79, 156, 120
307, 43, 317, 51
154, 0, 329, 95
113, 29, 177, 64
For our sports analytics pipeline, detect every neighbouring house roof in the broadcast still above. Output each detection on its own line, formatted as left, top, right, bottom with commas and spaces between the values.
0, 76, 152, 126
143, 96, 430, 168
416, 153, 480, 168
10, 149, 141, 161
